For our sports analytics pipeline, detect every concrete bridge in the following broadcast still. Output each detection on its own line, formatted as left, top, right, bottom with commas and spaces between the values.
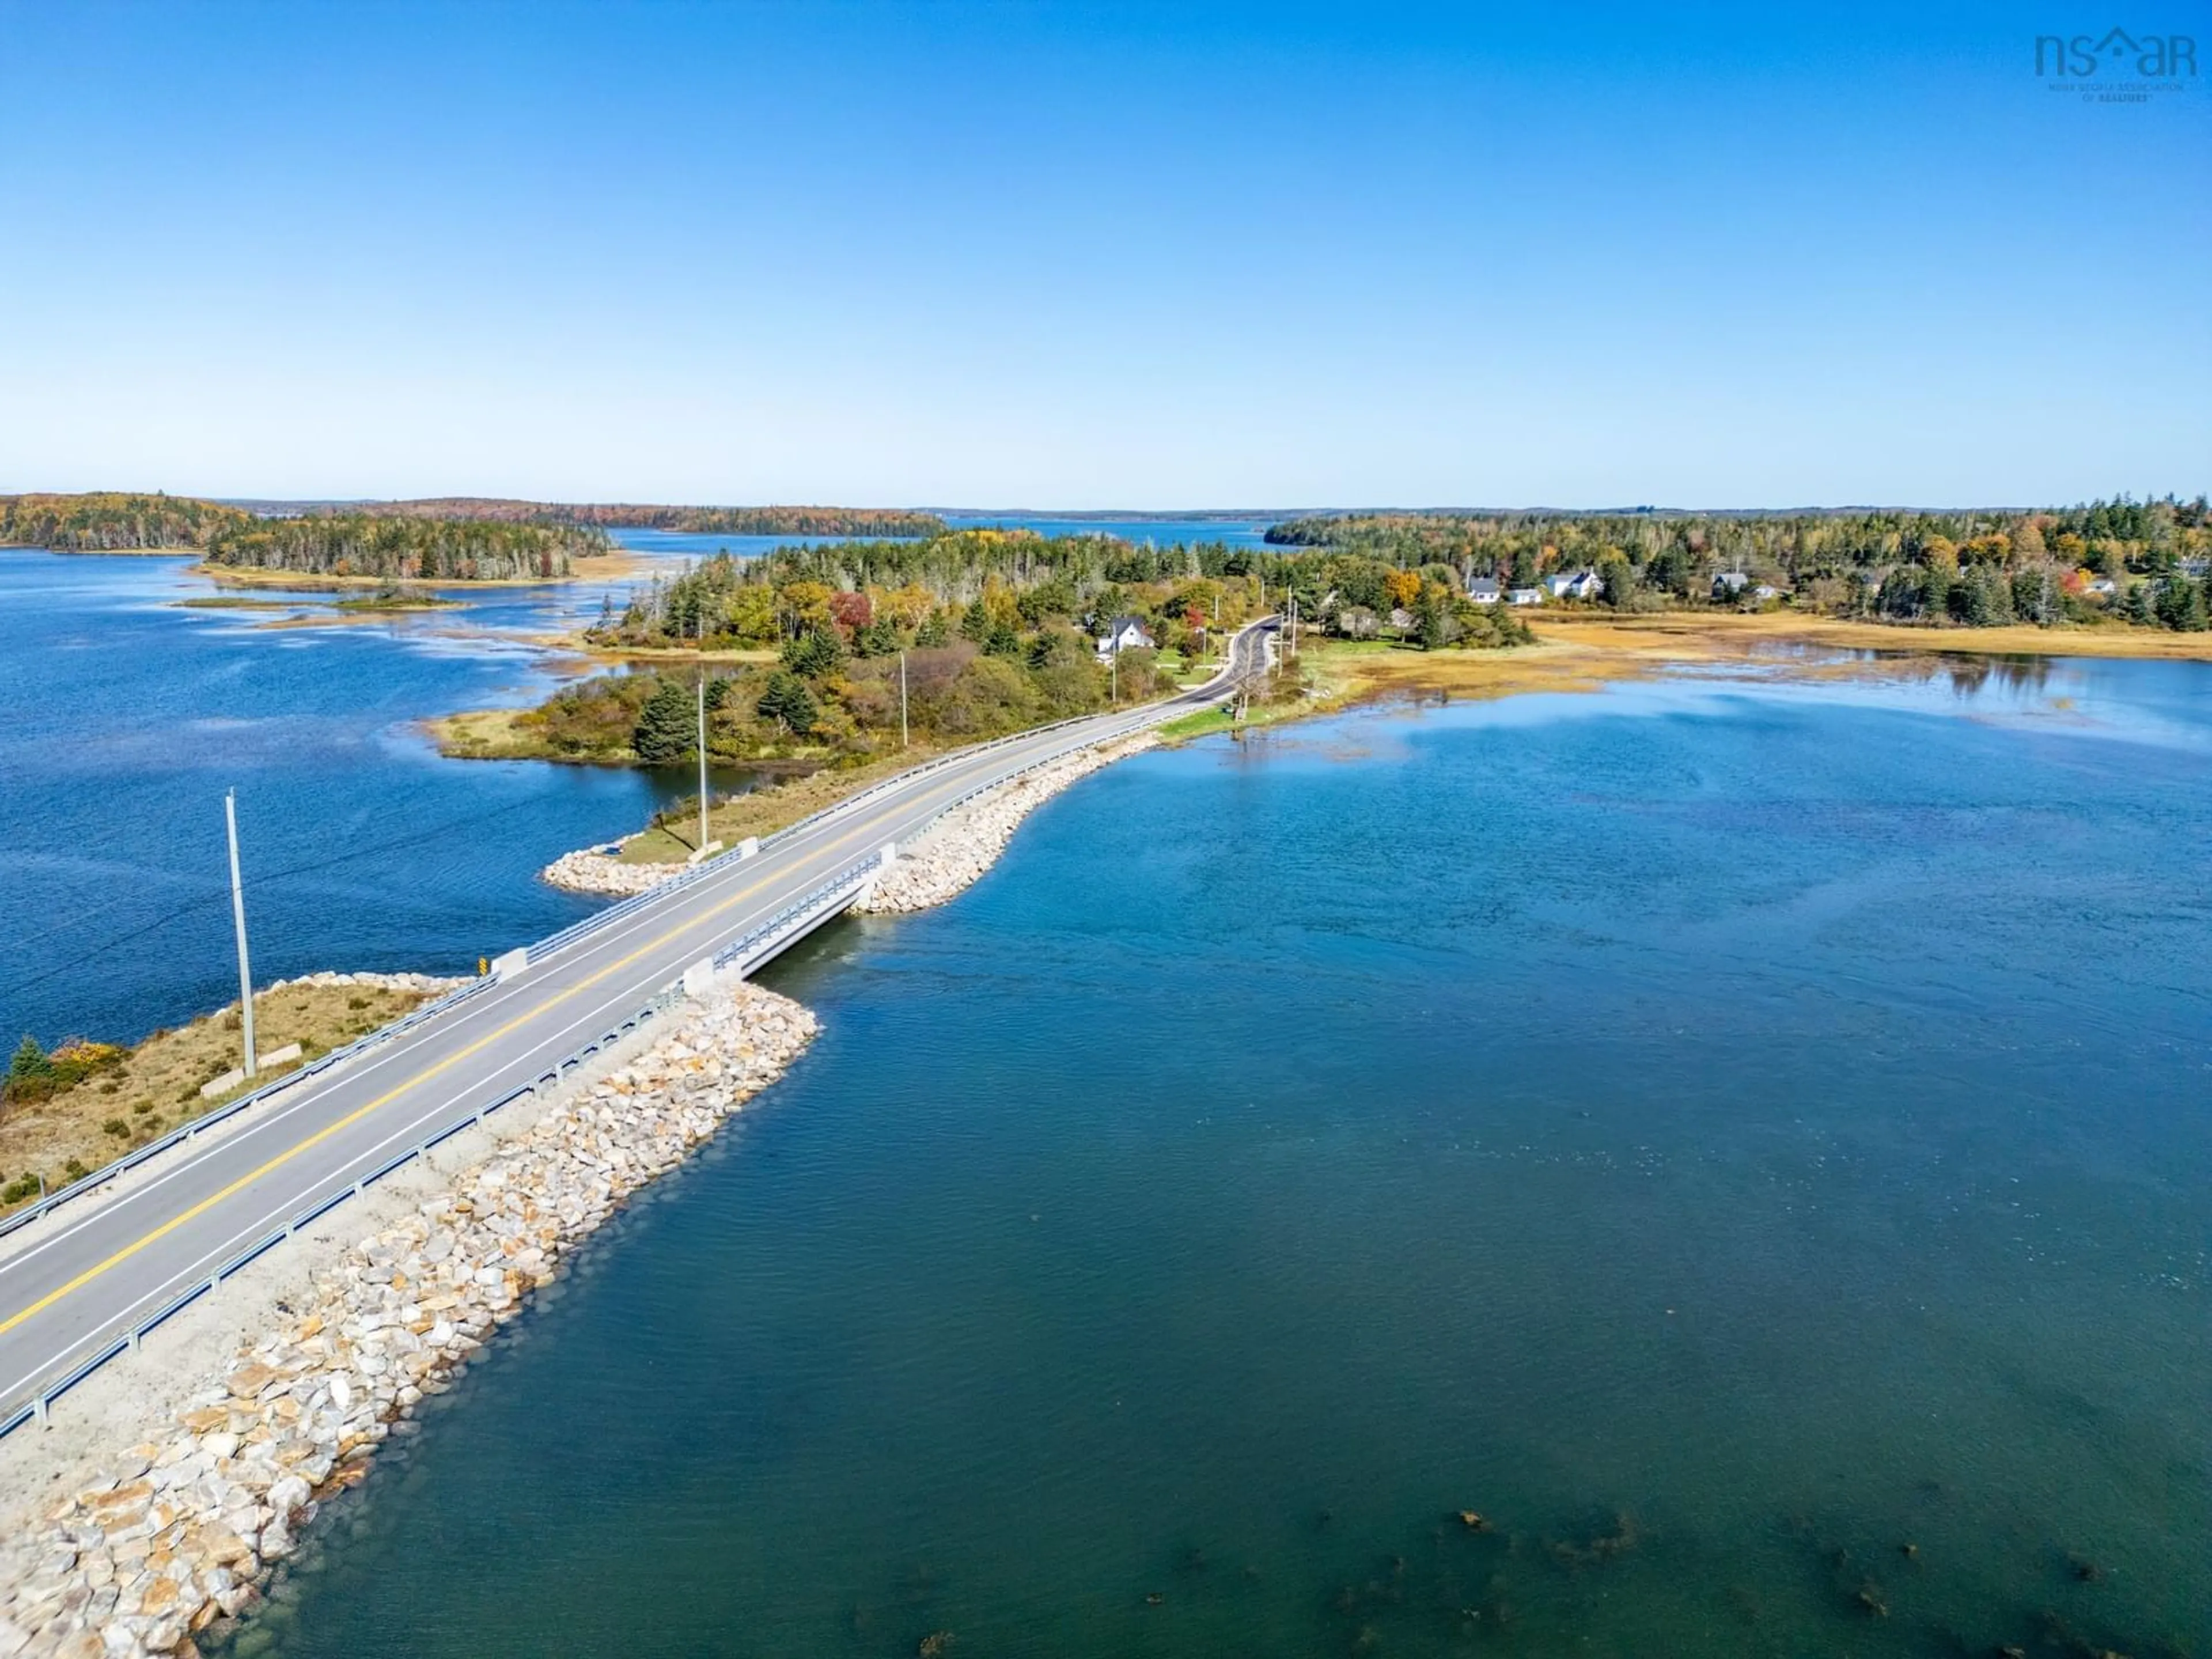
0, 619, 1277, 1432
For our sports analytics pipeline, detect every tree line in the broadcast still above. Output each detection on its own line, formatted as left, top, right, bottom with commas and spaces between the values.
0, 492, 252, 551
1, 491, 605, 581
204, 514, 604, 582
1264, 498, 2212, 632
346, 499, 948, 537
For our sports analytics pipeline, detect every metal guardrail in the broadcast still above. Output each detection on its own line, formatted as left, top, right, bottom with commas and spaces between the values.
0, 999, 672, 1439
0, 975, 501, 1247
0, 622, 1274, 1435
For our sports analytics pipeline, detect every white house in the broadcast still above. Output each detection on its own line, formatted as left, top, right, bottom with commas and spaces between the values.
2085, 576, 2118, 596
1714, 570, 1752, 596
1095, 615, 1156, 660
1546, 569, 1603, 601
1467, 578, 1502, 604
1508, 586, 1544, 607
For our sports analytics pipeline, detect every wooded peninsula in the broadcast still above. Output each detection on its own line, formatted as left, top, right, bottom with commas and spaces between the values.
439, 527, 1535, 768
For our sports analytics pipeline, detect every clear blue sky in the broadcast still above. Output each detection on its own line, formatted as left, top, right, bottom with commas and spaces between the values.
2, 1, 2205, 507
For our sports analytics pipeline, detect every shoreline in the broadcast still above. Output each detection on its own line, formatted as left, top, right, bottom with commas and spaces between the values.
539, 730, 1161, 909
1286, 611, 2212, 723
190, 552, 648, 591
0, 976, 817, 1659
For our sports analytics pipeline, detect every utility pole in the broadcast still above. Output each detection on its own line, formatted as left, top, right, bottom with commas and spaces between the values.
899, 650, 910, 749
224, 789, 256, 1079
695, 609, 711, 855
695, 674, 710, 857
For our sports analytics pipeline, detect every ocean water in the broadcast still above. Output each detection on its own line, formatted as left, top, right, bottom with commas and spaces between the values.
0, 512, 1283, 1050
0, 550, 732, 1049
226, 656, 2210, 1659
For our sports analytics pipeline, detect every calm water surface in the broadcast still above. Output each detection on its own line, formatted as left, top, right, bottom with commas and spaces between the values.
226, 658, 2209, 1659
0, 549, 721, 1048
0, 515, 1278, 1049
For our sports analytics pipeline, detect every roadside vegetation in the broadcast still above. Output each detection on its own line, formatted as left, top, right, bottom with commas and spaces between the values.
0, 980, 439, 1215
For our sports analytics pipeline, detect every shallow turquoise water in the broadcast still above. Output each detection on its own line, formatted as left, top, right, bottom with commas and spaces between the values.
231, 659, 2207, 1658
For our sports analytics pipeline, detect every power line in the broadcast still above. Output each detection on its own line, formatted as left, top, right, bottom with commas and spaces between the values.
0, 791, 558, 1004
0, 894, 232, 1002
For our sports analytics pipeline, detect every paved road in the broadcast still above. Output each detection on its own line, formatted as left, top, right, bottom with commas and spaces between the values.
0, 620, 1275, 1422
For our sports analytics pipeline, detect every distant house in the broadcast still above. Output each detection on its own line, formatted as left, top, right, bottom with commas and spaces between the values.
1752, 583, 1782, 601
1095, 615, 1155, 659
1336, 605, 1380, 639
1387, 606, 1415, 632
1713, 570, 1752, 596
2086, 576, 2118, 596
1467, 578, 1502, 604
2179, 557, 2209, 578
1508, 586, 1544, 607
1546, 570, 1603, 601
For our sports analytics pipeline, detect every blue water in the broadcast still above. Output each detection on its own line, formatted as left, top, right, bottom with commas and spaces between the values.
0, 509, 1282, 1050
605, 518, 1277, 560
0, 550, 726, 1049
221, 657, 2210, 1659
603, 528, 882, 563
940, 513, 1275, 548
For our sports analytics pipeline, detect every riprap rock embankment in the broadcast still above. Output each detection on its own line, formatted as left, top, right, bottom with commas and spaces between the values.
539, 733, 1158, 911
854, 733, 1156, 914
0, 981, 816, 1659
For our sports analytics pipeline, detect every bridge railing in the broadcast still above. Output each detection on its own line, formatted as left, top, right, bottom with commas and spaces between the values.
0, 976, 691, 1440
0, 622, 1277, 1436
0, 622, 1268, 1249
0, 975, 502, 1246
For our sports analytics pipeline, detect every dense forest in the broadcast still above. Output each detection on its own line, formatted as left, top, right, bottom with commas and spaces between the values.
1264, 498, 2212, 631
0, 492, 251, 551
356, 499, 948, 537
1, 491, 603, 580
203, 514, 604, 582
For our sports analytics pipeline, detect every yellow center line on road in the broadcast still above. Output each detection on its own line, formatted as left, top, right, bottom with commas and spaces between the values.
0, 752, 994, 1341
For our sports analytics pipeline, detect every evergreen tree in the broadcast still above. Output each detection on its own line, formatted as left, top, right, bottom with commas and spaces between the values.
8, 1035, 50, 1085
2154, 577, 2209, 631
757, 671, 819, 735
782, 628, 844, 677
1415, 588, 1449, 650
631, 679, 696, 762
